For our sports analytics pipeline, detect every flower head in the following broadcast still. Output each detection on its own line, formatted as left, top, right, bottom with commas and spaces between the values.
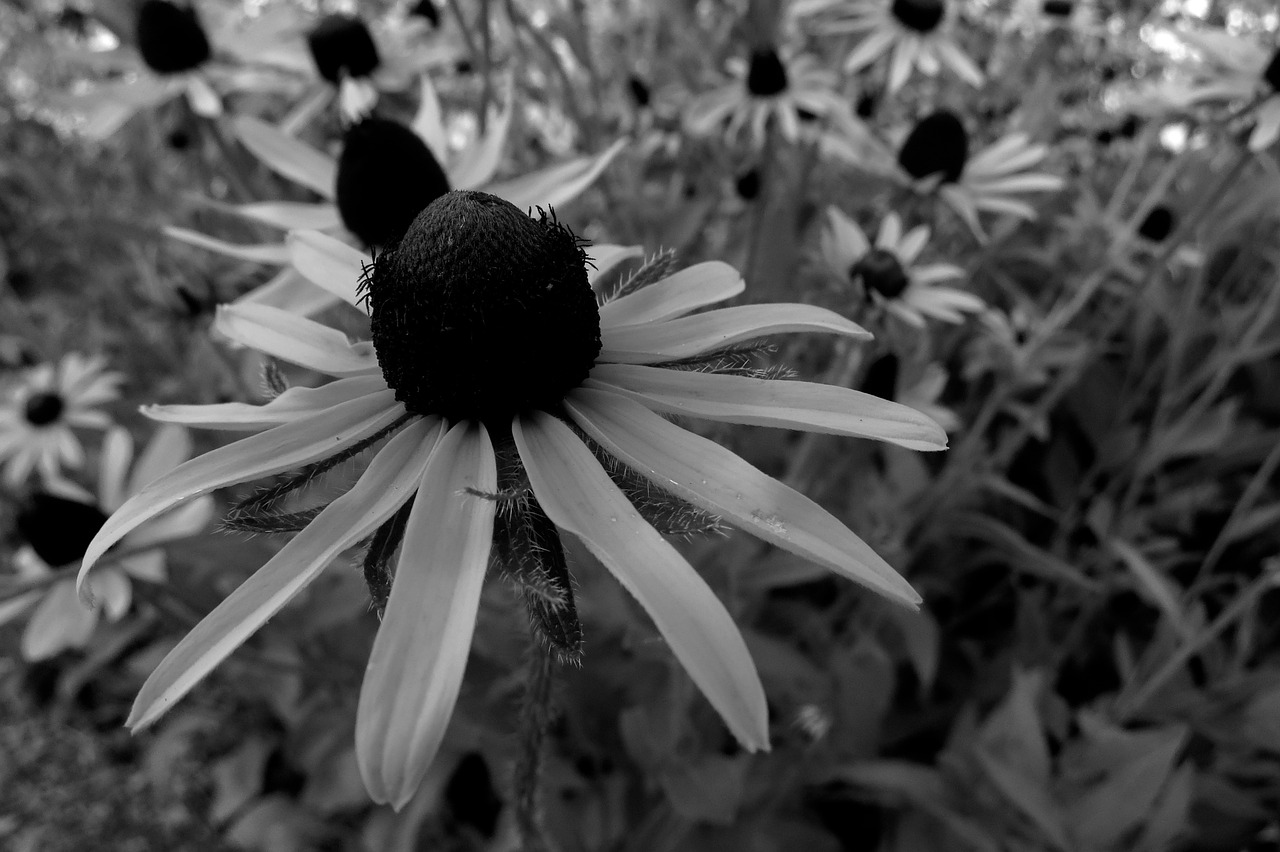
898, 111, 969, 184
135, 0, 211, 75
891, 0, 944, 33
81, 191, 946, 809
308, 13, 382, 85
747, 48, 789, 97
0, 353, 123, 490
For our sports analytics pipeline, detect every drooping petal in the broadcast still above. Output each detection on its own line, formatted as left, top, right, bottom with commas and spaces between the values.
232, 115, 337, 200
233, 267, 342, 318
599, 262, 744, 329
410, 74, 448, 161
124, 496, 214, 551
128, 418, 442, 731
513, 411, 769, 752
215, 305, 379, 375
448, 88, 513, 190
288, 230, 368, 308
485, 139, 627, 212
566, 389, 921, 606
143, 376, 387, 431
228, 201, 342, 232
127, 424, 193, 498
98, 427, 134, 513
164, 227, 290, 265
78, 389, 404, 585
589, 364, 946, 451
23, 580, 98, 661
357, 422, 497, 810
600, 304, 871, 364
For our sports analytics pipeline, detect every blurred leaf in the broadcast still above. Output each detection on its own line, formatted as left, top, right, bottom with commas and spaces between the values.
1067, 724, 1186, 850
210, 736, 273, 824
659, 755, 749, 825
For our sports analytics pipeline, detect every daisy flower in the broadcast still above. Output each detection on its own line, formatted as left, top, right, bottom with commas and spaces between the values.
819, 206, 981, 327
78, 190, 947, 809
0, 425, 213, 661
0, 353, 123, 490
684, 46, 844, 146
894, 110, 1064, 240
167, 77, 624, 316
794, 0, 983, 93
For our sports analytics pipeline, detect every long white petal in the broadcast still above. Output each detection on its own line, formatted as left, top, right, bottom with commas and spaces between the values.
588, 364, 947, 451
229, 201, 342, 232
215, 304, 379, 375
127, 424, 193, 497
128, 418, 442, 731
600, 304, 871, 364
78, 390, 404, 584
513, 411, 768, 751
232, 115, 337, 200
566, 389, 921, 606
143, 376, 387, 431
599, 262, 744, 329
485, 139, 627, 212
357, 421, 496, 810
288, 230, 367, 308
410, 74, 448, 161
233, 267, 342, 318
163, 227, 289, 265
448, 91, 512, 190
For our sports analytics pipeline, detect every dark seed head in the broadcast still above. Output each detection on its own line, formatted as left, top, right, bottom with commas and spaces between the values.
135, 0, 211, 75
17, 494, 109, 567
1118, 115, 1140, 138
367, 191, 601, 424
891, 0, 945, 33
898, 110, 969, 184
167, 127, 191, 150
746, 48, 788, 97
336, 117, 451, 249
307, 14, 380, 84
1264, 48, 1280, 93
409, 0, 440, 27
24, 392, 65, 427
627, 75, 652, 108
735, 168, 761, 200
852, 249, 910, 300
856, 92, 878, 119
860, 354, 900, 401
1042, 0, 1073, 16
1138, 206, 1175, 242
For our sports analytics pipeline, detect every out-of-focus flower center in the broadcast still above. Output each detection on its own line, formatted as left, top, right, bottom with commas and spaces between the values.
891, 0, 945, 34
335, 118, 451, 249
409, 0, 440, 27
1138, 206, 1175, 242
735, 168, 761, 200
17, 494, 109, 567
1263, 48, 1280, 93
747, 48, 789, 97
367, 191, 601, 424
23, 392, 64, 427
307, 14, 381, 84
135, 0, 211, 75
897, 110, 969, 184
628, 75, 652, 108
852, 249, 910, 299
1042, 0, 1073, 16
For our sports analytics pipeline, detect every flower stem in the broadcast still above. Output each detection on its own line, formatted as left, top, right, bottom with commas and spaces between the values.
514, 640, 556, 852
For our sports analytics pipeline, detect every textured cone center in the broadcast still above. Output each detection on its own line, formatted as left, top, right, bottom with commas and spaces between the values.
1138, 206, 1175, 242
852, 249, 910, 299
898, 110, 969, 184
136, 0, 211, 75
18, 494, 109, 567
367, 191, 601, 424
1042, 0, 1074, 16
336, 118, 451, 249
307, 14, 381, 84
747, 48, 789, 96
1264, 48, 1280, 93
891, 0, 945, 33
24, 392, 64, 427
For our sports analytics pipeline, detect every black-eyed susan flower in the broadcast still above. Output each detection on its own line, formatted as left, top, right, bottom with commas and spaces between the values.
166, 77, 624, 315
1005, 0, 1099, 36
0, 425, 212, 661
794, 0, 983, 93
685, 46, 843, 146
819, 206, 981, 327
78, 190, 946, 809
0, 353, 123, 490
894, 110, 1063, 240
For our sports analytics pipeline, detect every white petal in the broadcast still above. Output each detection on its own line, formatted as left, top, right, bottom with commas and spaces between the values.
215, 304, 379, 375
98, 427, 134, 512
588, 244, 644, 290
125, 496, 214, 550
234, 267, 342, 318
588, 364, 947, 451
95, 568, 133, 621
599, 262, 744, 329
78, 390, 404, 586
288, 230, 367, 308
163, 227, 290, 265
230, 201, 342, 232
144, 376, 388, 432
357, 422, 496, 810
513, 411, 769, 752
127, 424, 193, 497
448, 90, 512, 190
567, 389, 921, 606
23, 581, 98, 660
600, 305, 871, 364
232, 115, 337, 200
410, 74, 448, 161
128, 418, 442, 730
485, 139, 627, 212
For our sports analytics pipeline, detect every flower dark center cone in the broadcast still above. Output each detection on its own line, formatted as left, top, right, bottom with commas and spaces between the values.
852, 249, 910, 300
898, 110, 969, 184
1138, 206, 1175, 242
735, 168, 761, 200
17, 494, 109, 568
24, 392, 64, 426
336, 118, 451, 249
747, 48, 788, 97
135, 0, 211, 75
1042, 0, 1074, 16
307, 14, 381, 84
367, 191, 600, 424
409, 0, 441, 27
860, 354, 900, 401
628, 75, 652, 108
891, 0, 945, 33
1264, 48, 1280, 93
